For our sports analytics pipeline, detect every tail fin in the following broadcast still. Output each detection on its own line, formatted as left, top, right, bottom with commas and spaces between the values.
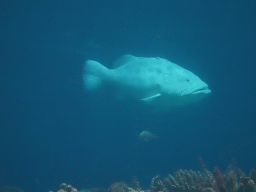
83, 60, 109, 91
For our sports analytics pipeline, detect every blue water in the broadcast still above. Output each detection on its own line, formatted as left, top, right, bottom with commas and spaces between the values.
1, 1, 256, 192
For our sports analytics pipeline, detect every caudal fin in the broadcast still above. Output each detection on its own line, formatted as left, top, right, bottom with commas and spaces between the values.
83, 60, 109, 91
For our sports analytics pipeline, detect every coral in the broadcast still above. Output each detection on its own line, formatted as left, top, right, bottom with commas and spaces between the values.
110, 182, 129, 192
238, 169, 245, 178
250, 170, 256, 184
164, 169, 215, 192
199, 157, 208, 176
213, 164, 256, 192
131, 176, 140, 191
0, 187, 24, 192
201, 188, 215, 192
214, 167, 228, 192
240, 177, 256, 192
237, 183, 244, 192
225, 164, 238, 192
107, 160, 256, 192
246, 180, 256, 192
150, 175, 164, 192
80, 188, 107, 192
58, 183, 78, 192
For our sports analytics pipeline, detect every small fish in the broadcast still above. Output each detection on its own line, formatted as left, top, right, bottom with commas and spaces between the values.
83, 55, 211, 107
138, 131, 158, 142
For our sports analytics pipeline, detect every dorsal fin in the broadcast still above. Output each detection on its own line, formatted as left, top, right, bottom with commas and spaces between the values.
113, 54, 137, 68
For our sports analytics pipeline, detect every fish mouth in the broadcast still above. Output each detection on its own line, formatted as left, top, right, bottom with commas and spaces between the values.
191, 87, 211, 95
181, 86, 211, 96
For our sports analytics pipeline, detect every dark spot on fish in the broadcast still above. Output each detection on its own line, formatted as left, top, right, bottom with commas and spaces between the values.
156, 68, 162, 74
148, 67, 154, 72
163, 73, 173, 84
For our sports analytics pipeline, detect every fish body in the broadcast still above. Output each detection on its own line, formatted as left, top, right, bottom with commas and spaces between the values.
138, 131, 157, 142
83, 55, 211, 107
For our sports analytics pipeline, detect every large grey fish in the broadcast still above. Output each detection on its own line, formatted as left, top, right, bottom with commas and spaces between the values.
83, 55, 211, 107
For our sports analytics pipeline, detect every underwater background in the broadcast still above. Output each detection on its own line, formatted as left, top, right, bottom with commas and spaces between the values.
0, 0, 256, 192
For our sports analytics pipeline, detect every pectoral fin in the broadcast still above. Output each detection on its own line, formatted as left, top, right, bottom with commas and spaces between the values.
141, 93, 161, 101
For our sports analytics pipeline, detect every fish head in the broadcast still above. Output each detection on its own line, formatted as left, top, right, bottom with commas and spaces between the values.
162, 66, 211, 104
